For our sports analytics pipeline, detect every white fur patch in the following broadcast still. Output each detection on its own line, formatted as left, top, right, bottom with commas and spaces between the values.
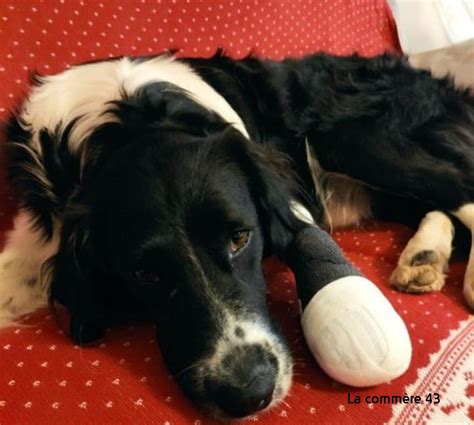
0, 210, 60, 327
21, 55, 249, 157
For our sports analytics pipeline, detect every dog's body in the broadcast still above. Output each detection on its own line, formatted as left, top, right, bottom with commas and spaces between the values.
1, 51, 474, 418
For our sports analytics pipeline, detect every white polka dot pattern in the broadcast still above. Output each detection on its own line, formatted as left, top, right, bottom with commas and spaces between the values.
0, 0, 400, 120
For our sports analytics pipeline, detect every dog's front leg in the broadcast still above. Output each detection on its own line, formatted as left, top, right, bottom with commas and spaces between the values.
286, 225, 412, 387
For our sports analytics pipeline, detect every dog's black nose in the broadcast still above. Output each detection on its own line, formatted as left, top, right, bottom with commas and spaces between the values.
214, 363, 276, 417
209, 345, 277, 418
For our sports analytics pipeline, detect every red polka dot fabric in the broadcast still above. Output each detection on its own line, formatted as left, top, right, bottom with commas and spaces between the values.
0, 0, 400, 120
1, 1, 472, 425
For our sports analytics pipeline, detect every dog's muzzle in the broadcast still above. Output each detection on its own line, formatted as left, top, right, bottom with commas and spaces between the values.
205, 344, 278, 418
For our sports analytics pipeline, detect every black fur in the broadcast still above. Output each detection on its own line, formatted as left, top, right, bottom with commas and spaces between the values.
188, 52, 474, 212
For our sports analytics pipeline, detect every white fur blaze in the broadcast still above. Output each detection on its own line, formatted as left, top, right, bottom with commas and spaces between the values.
21, 56, 249, 160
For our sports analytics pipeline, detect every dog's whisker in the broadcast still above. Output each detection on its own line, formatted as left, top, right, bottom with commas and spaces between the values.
174, 361, 204, 379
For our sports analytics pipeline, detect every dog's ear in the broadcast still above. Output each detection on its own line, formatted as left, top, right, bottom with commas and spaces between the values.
226, 132, 312, 256
50, 202, 106, 345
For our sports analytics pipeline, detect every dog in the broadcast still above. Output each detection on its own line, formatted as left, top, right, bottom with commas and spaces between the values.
1, 50, 474, 419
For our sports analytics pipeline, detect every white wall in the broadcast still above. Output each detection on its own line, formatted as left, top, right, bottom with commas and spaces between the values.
389, 0, 474, 53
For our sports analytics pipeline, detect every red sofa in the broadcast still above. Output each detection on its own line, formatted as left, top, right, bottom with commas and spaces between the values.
1, 1, 472, 424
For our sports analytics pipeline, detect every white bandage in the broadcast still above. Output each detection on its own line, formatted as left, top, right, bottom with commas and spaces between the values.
301, 276, 412, 387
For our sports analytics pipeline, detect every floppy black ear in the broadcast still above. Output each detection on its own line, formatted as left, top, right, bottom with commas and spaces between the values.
51, 199, 149, 346
227, 134, 314, 256
49, 202, 106, 345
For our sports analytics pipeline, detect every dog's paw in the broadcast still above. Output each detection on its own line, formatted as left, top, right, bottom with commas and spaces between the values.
390, 249, 446, 293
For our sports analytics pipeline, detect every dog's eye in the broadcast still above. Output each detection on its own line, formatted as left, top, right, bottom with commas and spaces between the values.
134, 268, 161, 283
229, 230, 251, 256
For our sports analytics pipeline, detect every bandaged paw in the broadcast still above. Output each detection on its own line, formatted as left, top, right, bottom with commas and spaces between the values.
301, 276, 412, 387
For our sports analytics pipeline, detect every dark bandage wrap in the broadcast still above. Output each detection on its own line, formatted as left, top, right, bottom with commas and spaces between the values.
286, 225, 362, 308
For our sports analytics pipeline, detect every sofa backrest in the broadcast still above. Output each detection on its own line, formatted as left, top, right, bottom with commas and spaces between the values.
0, 0, 400, 120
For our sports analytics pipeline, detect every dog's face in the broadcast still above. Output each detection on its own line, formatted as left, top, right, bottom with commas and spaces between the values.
52, 123, 304, 418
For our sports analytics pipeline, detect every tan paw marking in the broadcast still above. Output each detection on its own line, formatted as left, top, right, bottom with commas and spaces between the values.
390, 250, 446, 293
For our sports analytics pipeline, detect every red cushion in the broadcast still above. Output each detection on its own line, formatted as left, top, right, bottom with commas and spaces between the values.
1, 1, 472, 424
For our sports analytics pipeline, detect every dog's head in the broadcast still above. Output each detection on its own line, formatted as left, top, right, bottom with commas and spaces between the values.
50, 84, 307, 418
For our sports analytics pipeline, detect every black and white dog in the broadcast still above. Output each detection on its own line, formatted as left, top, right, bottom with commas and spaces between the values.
1, 51, 474, 418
